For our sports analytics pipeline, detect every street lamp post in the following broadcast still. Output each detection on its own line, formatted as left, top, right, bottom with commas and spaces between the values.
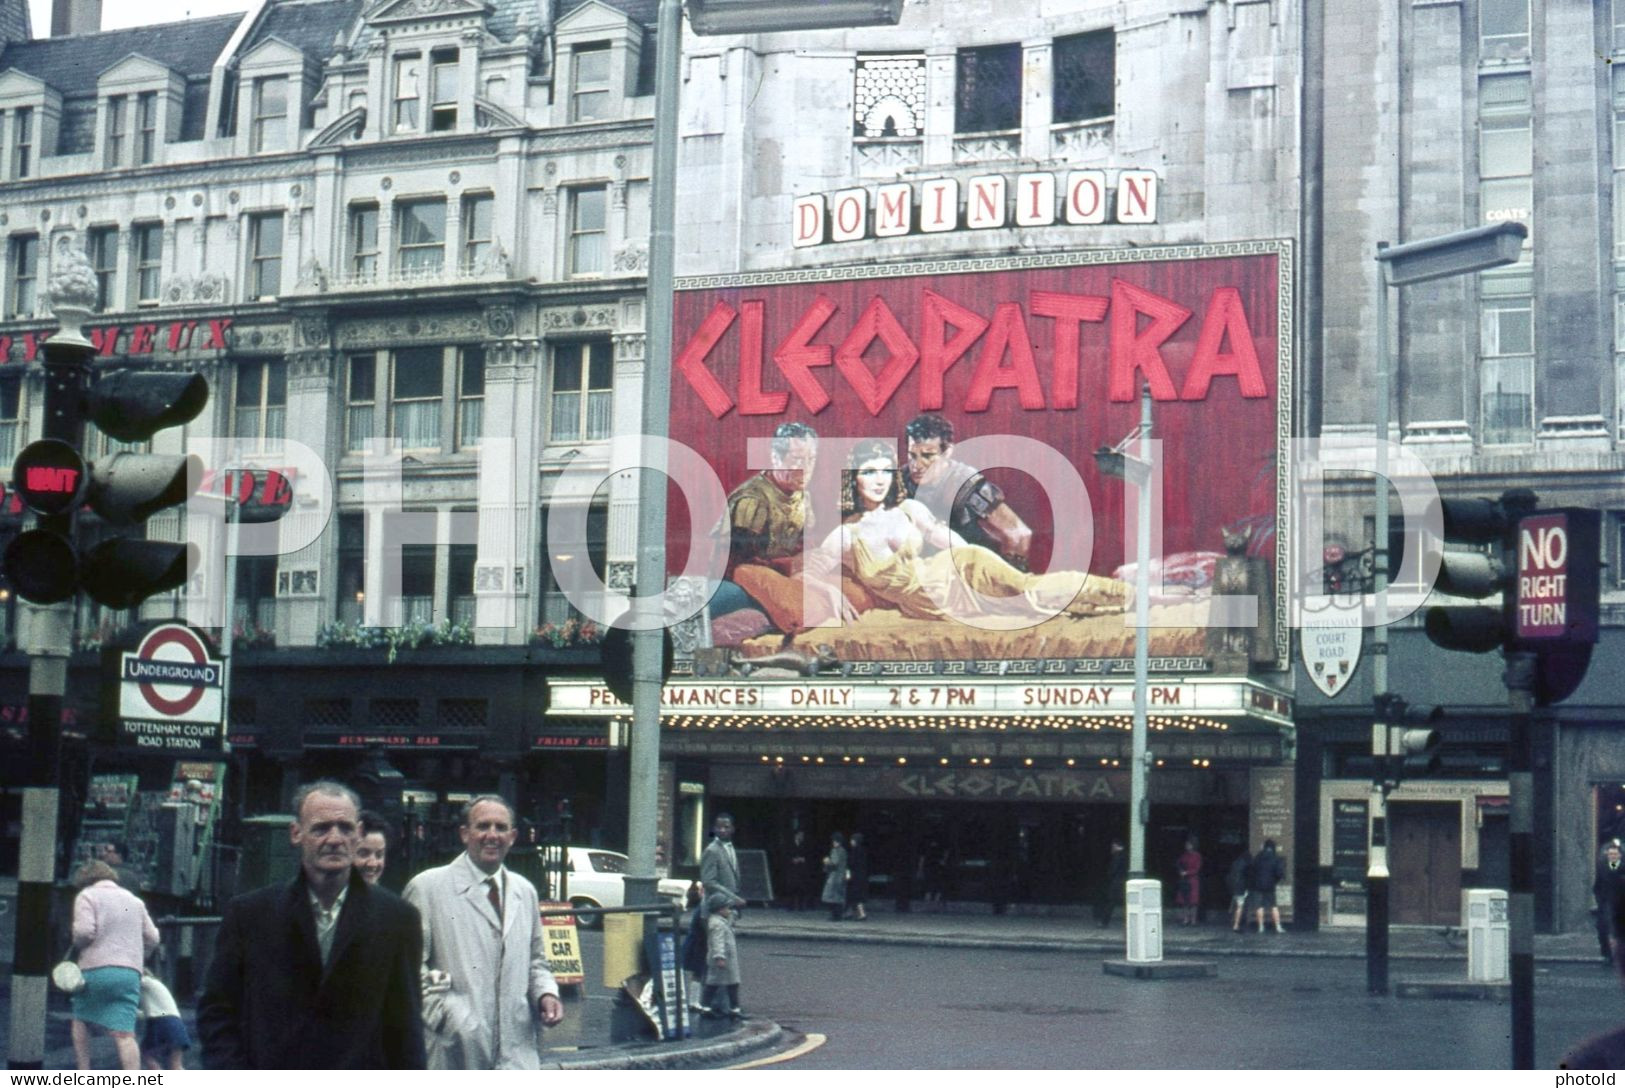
623, 0, 903, 905
1363, 223, 1525, 1007
1096, 382, 1154, 952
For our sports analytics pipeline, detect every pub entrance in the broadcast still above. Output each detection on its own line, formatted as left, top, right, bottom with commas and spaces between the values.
1389, 800, 1462, 925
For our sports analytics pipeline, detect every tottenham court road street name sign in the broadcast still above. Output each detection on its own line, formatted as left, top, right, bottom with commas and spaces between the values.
116, 623, 225, 753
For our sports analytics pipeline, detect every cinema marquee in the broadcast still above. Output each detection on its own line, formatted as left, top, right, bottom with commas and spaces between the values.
792, 169, 1160, 248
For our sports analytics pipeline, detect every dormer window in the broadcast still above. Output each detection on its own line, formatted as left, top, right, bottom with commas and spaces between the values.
393, 53, 421, 132
251, 77, 286, 153
11, 106, 31, 178
571, 44, 610, 122
136, 92, 157, 164
105, 94, 126, 165
430, 48, 458, 131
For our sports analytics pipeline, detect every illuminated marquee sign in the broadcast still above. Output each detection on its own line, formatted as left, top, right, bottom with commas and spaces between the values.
793, 170, 1160, 248
546, 679, 1293, 724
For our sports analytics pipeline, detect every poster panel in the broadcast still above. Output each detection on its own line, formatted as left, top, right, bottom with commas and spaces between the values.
668, 245, 1288, 672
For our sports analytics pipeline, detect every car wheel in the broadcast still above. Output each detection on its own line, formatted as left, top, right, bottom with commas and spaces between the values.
571, 897, 603, 929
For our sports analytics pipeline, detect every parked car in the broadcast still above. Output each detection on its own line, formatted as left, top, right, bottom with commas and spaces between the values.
540, 846, 691, 926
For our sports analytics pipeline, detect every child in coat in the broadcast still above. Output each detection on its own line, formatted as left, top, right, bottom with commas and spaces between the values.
702, 890, 743, 1019
138, 970, 190, 1070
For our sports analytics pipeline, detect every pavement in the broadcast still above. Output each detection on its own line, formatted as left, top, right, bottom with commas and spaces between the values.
4, 903, 1605, 1070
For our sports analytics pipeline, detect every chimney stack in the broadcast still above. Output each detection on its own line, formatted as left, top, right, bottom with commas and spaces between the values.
50, 0, 101, 36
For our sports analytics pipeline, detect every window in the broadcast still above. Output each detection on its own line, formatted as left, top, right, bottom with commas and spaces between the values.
449, 540, 477, 625
250, 77, 285, 153
248, 213, 283, 299
105, 94, 126, 165
1481, 0, 1529, 54
393, 532, 435, 625
338, 511, 365, 623
392, 346, 443, 450
1480, 270, 1533, 446
136, 92, 156, 164
346, 352, 376, 453
88, 227, 116, 311
393, 53, 421, 132
349, 204, 379, 278
133, 222, 161, 304
9, 234, 37, 319
0, 375, 21, 468
234, 361, 286, 445
1053, 31, 1113, 123
12, 105, 32, 178
955, 43, 1021, 134
571, 43, 611, 122
396, 199, 445, 275
430, 48, 458, 131
1480, 74, 1531, 229
462, 193, 493, 271
457, 347, 484, 450
550, 339, 612, 442
568, 187, 606, 276
233, 554, 276, 633
538, 500, 607, 624
1616, 0, 1625, 55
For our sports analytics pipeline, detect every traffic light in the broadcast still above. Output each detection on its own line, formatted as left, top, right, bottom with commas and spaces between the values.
3, 332, 207, 608
599, 623, 674, 706
1373, 693, 1443, 790
1422, 488, 1600, 706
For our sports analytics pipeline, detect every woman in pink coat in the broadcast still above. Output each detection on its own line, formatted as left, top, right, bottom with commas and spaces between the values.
1175, 838, 1203, 926
70, 859, 159, 1070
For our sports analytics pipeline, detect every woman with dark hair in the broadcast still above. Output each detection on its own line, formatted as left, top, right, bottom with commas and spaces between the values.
821, 832, 849, 922
69, 859, 159, 1070
356, 810, 390, 885
810, 439, 1130, 626
845, 832, 870, 921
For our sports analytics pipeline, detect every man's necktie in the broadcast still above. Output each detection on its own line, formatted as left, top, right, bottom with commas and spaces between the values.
487, 876, 502, 921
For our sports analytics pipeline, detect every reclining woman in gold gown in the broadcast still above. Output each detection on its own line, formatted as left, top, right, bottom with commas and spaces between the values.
810, 438, 1131, 629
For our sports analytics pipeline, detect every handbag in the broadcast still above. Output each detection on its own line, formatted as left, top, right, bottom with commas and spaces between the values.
51, 955, 85, 995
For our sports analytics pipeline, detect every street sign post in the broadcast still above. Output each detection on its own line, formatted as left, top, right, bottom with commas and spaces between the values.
1515, 510, 1600, 648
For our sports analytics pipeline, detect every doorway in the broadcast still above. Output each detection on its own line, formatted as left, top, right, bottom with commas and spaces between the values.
1389, 800, 1462, 925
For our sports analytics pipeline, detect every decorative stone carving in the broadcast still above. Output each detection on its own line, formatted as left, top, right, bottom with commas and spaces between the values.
193, 272, 228, 303
541, 305, 615, 332
541, 189, 557, 216
475, 240, 511, 278
612, 242, 647, 273
606, 561, 635, 594
665, 576, 713, 654
296, 314, 330, 349
161, 275, 193, 306
483, 304, 515, 338
297, 258, 329, 291
46, 233, 96, 312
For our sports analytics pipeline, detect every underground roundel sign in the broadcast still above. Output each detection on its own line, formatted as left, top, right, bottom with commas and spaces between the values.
115, 623, 225, 752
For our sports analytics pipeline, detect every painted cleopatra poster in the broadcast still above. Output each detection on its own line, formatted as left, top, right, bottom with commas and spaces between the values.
667, 243, 1290, 676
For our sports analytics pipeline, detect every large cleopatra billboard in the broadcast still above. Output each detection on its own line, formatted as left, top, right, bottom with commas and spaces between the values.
668, 243, 1290, 675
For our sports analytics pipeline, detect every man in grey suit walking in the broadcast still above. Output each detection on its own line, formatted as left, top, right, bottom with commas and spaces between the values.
700, 813, 746, 915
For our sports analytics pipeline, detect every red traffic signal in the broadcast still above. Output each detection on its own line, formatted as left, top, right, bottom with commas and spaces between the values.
12, 438, 87, 516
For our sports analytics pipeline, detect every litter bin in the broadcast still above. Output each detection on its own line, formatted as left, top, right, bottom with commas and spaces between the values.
1463, 888, 1508, 982
1125, 878, 1163, 963
603, 912, 644, 988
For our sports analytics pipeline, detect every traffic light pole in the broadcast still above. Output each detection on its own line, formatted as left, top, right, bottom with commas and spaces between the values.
7, 330, 89, 1069
1505, 650, 1536, 1069
1366, 242, 1393, 997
